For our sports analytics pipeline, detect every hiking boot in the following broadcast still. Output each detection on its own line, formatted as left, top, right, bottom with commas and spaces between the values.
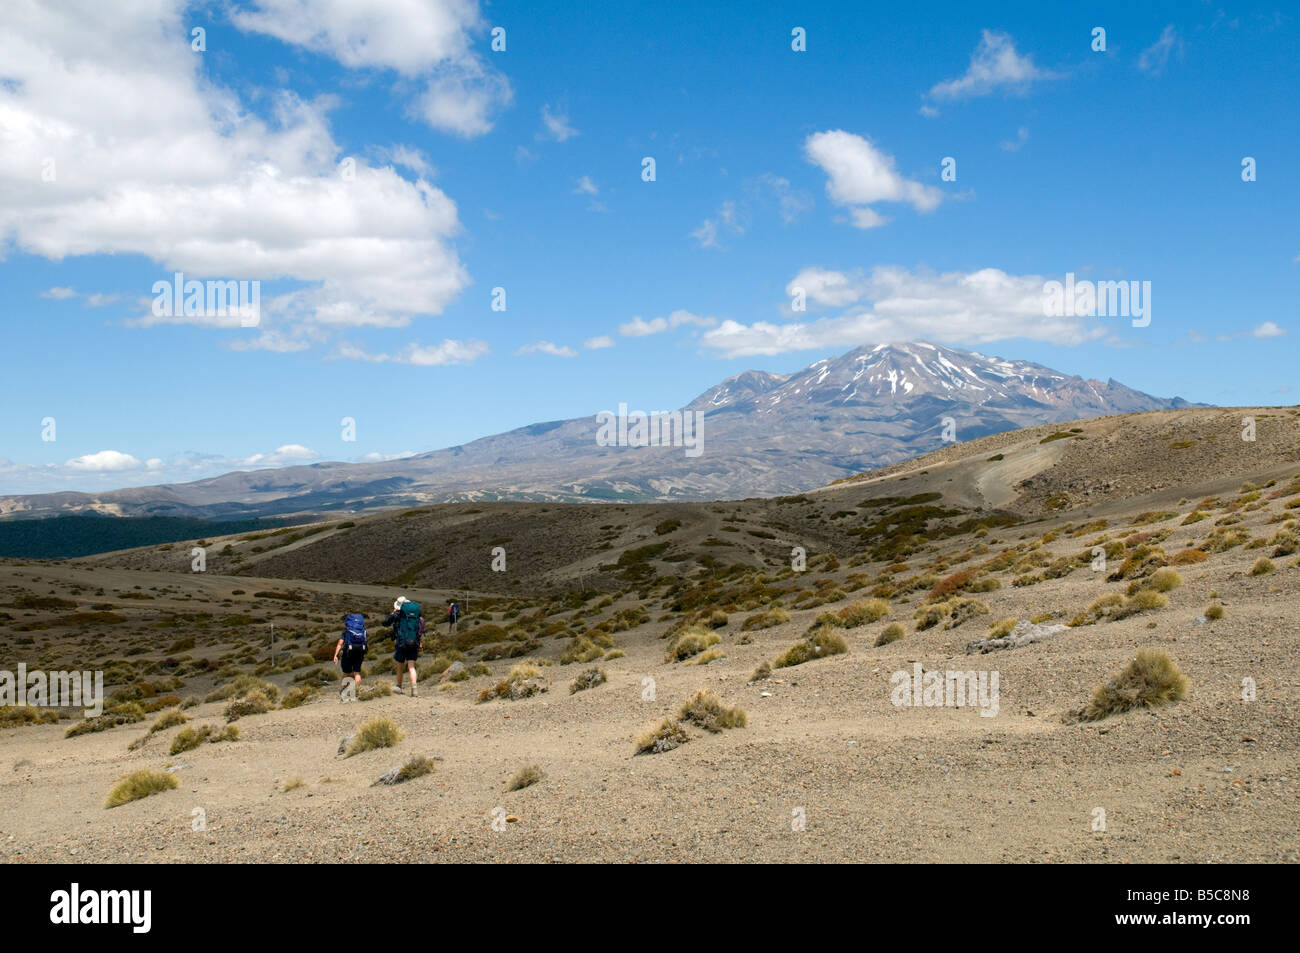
409, 684, 418, 698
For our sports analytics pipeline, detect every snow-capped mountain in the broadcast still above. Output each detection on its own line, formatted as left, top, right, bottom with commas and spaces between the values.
0, 343, 1199, 520
691, 342, 1183, 416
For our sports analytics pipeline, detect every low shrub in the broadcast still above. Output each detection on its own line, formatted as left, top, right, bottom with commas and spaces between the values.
874, 622, 905, 646
836, 598, 890, 627
345, 717, 404, 757
507, 764, 542, 790
677, 690, 747, 733
1080, 649, 1188, 721
773, 628, 848, 668
569, 667, 607, 694
635, 719, 689, 755
105, 769, 178, 808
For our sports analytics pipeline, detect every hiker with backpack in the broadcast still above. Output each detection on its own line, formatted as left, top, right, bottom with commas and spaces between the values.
447, 600, 460, 634
333, 613, 367, 702
384, 596, 424, 697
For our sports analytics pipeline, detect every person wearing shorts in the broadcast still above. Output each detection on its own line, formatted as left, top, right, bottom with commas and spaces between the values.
334, 615, 366, 702
384, 597, 423, 696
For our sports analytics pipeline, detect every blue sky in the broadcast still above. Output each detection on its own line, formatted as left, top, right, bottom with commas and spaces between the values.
1, 0, 1295, 495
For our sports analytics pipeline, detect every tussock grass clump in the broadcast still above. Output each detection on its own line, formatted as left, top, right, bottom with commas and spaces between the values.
560, 636, 605, 665
1088, 593, 1124, 616
664, 625, 720, 662
1170, 548, 1208, 565
1072, 589, 1167, 625
635, 718, 689, 755
1114, 589, 1169, 619
224, 689, 273, 723
913, 602, 946, 630
204, 673, 277, 704
1204, 527, 1250, 553
750, 660, 772, 682
507, 764, 542, 790
65, 702, 146, 738
693, 648, 726, 665
169, 724, 210, 754
836, 598, 890, 627
1109, 545, 1168, 581
1146, 568, 1183, 593
677, 690, 747, 733
875, 622, 905, 646
1, 706, 61, 728
914, 597, 989, 630
356, 683, 392, 702
396, 756, 435, 783
569, 667, 607, 694
105, 769, 178, 808
773, 628, 849, 668
793, 587, 848, 609
1080, 649, 1188, 721
741, 607, 790, 631
477, 663, 546, 703
809, 612, 844, 632
169, 722, 239, 754
703, 609, 729, 629
1205, 602, 1225, 621
1250, 557, 1275, 576
1269, 530, 1298, 557
280, 686, 316, 709
282, 777, 303, 792
987, 617, 1018, 639
345, 716, 404, 757
148, 710, 188, 734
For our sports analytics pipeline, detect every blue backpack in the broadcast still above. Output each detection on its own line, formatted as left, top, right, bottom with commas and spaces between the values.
343, 614, 367, 651
396, 601, 422, 644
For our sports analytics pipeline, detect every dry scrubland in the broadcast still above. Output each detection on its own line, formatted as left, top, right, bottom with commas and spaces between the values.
2, 408, 1298, 863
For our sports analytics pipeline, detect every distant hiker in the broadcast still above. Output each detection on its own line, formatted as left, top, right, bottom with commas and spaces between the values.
333, 613, 367, 702
447, 600, 460, 634
384, 597, 423, 697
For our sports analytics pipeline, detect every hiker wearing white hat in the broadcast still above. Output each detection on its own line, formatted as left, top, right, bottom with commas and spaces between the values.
383, 596, 423, 696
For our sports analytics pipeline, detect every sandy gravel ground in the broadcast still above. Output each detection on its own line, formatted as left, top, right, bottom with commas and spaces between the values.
3, 549, 1295, 864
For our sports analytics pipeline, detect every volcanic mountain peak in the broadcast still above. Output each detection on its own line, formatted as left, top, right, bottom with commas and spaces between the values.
692, 341, 1189, 416
0, 340, 1200, 521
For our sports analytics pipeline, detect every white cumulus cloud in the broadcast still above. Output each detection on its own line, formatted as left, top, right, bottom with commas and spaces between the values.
238, 444, 320, 468
515, 340, 577, 358
618, 311, 717, 337
803, 131, 943, 228
335, 339, 490, 365
928, 30, 1057, 101
0, 0, 472, 351
703, 266, 1106, 357
538, 104, 578, 142
232, 0, 513, 137
64, 450, 143, 472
